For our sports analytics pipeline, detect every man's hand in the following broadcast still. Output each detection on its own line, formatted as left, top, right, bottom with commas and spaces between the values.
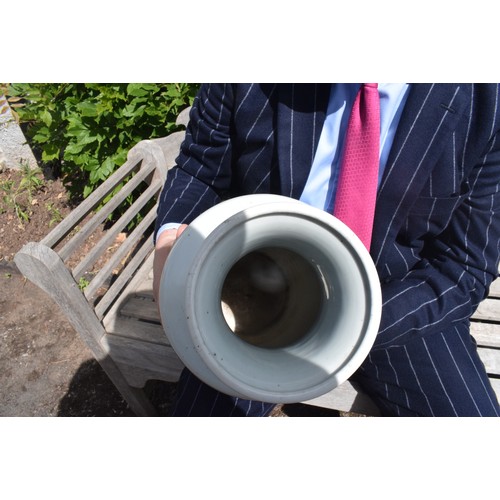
153, 224, 188, 304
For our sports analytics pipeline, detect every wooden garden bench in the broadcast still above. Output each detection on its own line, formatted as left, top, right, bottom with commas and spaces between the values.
14, 108, 500, 417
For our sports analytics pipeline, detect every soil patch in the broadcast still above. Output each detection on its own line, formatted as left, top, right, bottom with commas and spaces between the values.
0, 167, 136, 416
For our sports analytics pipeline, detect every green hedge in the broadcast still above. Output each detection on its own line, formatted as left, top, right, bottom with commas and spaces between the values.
7, 83, 198, 201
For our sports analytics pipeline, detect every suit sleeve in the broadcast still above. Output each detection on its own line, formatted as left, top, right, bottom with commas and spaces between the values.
154, 84, 235, 240
374, 129, 500, 349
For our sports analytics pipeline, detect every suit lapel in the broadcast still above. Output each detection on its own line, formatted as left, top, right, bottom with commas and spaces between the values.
371, 83, 470, 265
276, 84, 330, 198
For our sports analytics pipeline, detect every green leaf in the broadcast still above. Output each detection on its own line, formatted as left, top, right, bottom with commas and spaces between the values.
64, 142, 85, 155
68, 152, 92, 166
100, 156, 115, 178
77, 101, 98, 117
83, 185, 93, 198
127, 83, 159, 97
67, 116, 87, 134
114, 149, 128, 165
121, 101, 147, 118
32, 127, 50, 144
41, 143, 60, 162
40, 109, 52, 127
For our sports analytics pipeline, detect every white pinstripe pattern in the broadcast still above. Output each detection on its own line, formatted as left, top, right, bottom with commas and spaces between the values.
460, 84, 474, 178
228, 398, 253, 417
236, 84, 277, 192
244, 88, 276, 144
375, 93, 500, 348
242, 130, 275, 185
209, 140, 231, 187
375, 86, 460, 266
383, 382, 391, 412
454, 327, 500, 415
462, 87, 474, 274
188, 383, 203, 416
214, 84, 227, 130
384, 263, 391, 277
159, 173, 211, 227
381, 270, 465, 328
481, 181, 498, 287
208, 392, 220, 416
403, 345, 435, 416
356, 322, 499, 416
452, 131, 457, 193
383, 280, 428, 307
288, 85, 295, 197
487, 83, 499, 137
422, 337, 459, 416
158, 168, 184, 222
385, 350, 407, 416
254, 169, 272, 192
394, 242, 411, 272
158, 84, 500, 417
171, 371, 189, 415
228, 399, 239, 416
378, 295, 473, 348
459, 128, 498, 300
440, 331, 482, 415
377, 85, 435, 196
234, 84, 255, 117
310, 87, 319, 170
195, 87, 231, 182
426, 198, 437, 233
461, 86, 497, 274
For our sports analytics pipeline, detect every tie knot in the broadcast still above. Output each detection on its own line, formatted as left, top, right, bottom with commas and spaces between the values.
364, 83, 378, 89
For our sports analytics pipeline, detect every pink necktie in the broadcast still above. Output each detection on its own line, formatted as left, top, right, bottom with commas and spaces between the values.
333, 83, 380, 251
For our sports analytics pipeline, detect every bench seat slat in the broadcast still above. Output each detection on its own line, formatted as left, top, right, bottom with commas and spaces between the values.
120, 294, 160, 323
113, 360, 182, 388
102, 333, 184, 376
472, 297, 500, 323
470, 322, 500, 348
103, 314, 168, 345
304, 381, 381, 415
477, 347, 500, 376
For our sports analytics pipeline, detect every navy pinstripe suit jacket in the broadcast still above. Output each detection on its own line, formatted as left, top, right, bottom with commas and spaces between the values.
156, 83, 500, 350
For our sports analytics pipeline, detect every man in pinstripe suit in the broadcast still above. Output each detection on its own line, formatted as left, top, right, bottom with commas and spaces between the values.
153, 84, 500, 416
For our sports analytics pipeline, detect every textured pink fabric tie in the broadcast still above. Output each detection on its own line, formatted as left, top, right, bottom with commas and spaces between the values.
334, 83, 380, 251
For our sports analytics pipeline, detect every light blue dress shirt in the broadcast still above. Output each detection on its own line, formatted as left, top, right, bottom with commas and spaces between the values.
300, 83, 410, 212
157, 83, 410, 237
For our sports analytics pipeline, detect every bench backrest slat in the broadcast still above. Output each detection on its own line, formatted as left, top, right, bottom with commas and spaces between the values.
83, 204, 158, 301
41, 157, 145, 249
95, 237, 154, 320
59, 159, 155, 263
72, 180, 161, 281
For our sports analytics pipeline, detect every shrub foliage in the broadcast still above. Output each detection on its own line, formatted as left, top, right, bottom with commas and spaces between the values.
7, 83, 198, 201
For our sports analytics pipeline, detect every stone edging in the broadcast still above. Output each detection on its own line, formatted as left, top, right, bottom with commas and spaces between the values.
0, 95, 38, 171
